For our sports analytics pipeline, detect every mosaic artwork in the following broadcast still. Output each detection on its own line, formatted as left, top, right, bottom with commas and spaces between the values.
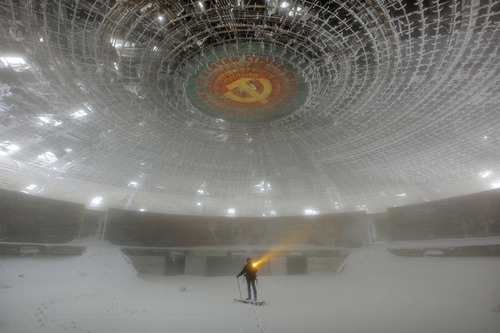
186, 43, 308, 122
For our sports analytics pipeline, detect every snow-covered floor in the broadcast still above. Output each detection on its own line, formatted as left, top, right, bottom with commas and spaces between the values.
1, 240, 500, 333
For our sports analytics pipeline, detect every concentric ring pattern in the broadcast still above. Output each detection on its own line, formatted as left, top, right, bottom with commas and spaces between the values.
0, 1, 499, 216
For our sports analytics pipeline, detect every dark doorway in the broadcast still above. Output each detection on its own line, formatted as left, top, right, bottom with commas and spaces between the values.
287, 256, 307, 275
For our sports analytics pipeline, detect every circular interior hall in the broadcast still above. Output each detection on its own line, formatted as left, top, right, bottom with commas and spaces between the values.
0, 1, 500, 333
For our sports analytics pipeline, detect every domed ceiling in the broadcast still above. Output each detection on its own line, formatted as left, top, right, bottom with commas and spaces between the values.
0, 0, 499, 216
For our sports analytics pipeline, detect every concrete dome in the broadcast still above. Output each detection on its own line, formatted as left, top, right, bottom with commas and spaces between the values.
0, 0, 499, 216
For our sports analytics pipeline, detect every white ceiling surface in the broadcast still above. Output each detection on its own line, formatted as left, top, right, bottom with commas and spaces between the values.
0, 0, 499, 217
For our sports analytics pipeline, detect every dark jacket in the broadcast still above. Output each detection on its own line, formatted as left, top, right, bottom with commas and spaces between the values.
237, 264, 258, 281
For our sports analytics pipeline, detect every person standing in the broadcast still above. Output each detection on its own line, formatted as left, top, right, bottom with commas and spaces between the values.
237, 258, 258, 300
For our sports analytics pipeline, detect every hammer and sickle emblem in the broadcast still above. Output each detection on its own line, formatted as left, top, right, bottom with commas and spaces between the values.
224, 78, 272, 104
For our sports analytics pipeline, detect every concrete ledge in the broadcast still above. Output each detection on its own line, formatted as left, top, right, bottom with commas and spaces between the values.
119, 246, 351, 276
0, 243, 85, 256
387, 244, 500, 257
